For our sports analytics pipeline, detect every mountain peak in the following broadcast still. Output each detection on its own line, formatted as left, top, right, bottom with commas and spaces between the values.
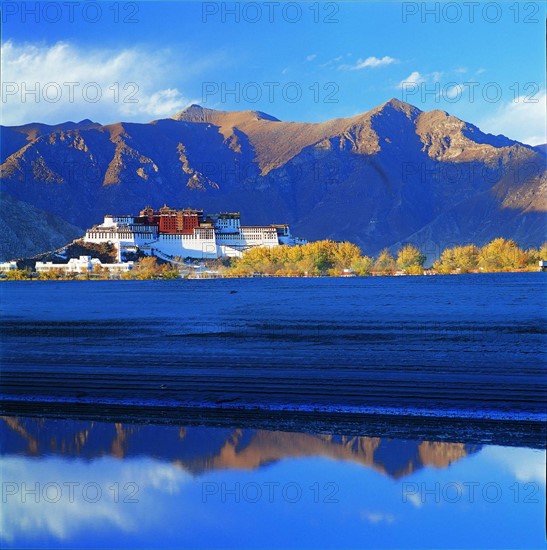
171, 104, 216, 122
372, 98, 422, 118
171, 104, 280, 124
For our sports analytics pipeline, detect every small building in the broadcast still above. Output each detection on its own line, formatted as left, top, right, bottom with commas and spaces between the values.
35, 256, 134, 274
0, 261, 17, 272
539, 260, 547, 272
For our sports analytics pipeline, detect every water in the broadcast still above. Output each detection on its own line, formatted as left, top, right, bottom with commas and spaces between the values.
1, 274, 546, 547
0, 416, 545, 549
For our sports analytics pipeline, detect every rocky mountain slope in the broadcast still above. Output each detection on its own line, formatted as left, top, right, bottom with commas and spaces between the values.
0, 192, 83, 261
1, 99, 545, 259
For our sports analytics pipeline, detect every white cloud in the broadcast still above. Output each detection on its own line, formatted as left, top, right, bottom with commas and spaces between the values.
445, 83, 464, 99
340, 56, 398, 71
405, 492, 423, 508
478, 90, 547, 145
398, 71, 425, 89
319, 55, 345, 69
305, 54, 317, 62
0, 40, 198, 125
122, 88, 190, 118
361, 511, 395, 524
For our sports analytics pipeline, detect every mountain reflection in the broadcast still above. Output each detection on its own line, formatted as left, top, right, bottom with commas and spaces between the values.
0, 416, 479, 478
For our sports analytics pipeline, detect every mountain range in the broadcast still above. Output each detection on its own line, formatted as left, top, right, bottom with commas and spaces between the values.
1, 99, 545, 260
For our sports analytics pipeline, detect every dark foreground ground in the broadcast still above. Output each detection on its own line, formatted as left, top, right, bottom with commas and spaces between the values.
1, 275, 546, 447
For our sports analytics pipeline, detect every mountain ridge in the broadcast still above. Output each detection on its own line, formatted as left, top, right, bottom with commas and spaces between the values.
1, 99, 545, 260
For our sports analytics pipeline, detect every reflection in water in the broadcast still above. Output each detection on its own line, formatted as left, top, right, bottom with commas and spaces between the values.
1, 417, 479, 478
1, 416, 545, 549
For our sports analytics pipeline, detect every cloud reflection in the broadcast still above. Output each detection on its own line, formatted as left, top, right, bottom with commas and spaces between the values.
479, 446, 546, 486
0, 456, 192, 543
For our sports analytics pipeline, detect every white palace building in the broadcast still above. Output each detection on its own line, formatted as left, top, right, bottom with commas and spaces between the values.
83, 205, 305, 260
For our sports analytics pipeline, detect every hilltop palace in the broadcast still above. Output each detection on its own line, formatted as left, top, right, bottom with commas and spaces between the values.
83, 205, 305, 260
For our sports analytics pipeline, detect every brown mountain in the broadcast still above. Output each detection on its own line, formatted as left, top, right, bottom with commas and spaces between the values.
1, 99, 545, 259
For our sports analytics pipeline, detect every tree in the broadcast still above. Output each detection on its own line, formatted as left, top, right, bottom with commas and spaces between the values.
478, 238, 527, 271
433, 244, 479, 273
161, 264, 180, 279
433, 249, 455, 274
525, 243, 547, 270
133, 256, 161, 279
5, 269, 30, 280
396, 244, 426, 273
304, 240, 335, 273
37, 268, 65, 280
452, 245, 479, 273
332, 241, 362, 271
373, 249, 397, 274
92, 264, 109, 279
350, 255, 374, 276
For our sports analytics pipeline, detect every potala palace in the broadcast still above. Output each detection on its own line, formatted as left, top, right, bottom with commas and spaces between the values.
83, 205, 305, 260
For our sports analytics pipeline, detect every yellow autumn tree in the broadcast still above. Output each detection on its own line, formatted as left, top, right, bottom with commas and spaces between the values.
525, 242, 547, 269
332, 241, 362, 271
130, 256, 162, 279
396, 244, 426, 274
433, 244, 479, 273
373, 249, 397, 274
350, 255, 374, 276
478, 238, 528, 271
5, 269, 31, 280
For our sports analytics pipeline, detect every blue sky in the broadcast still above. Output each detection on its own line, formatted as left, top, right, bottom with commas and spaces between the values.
1, 1, 546, 144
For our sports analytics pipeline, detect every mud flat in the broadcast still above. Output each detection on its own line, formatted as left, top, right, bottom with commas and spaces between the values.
1, 275, 545, 447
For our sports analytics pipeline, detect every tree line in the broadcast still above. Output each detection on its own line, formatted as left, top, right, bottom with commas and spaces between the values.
226, 237, 547, 276
2, 238, 546, 280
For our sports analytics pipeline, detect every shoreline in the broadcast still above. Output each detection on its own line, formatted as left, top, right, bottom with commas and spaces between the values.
2, 398, 545, 449
2, 269, 546, 281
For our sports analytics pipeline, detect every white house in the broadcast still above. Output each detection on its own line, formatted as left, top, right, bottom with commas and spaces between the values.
35, 256, 134, 273
0, 261, 17, 272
